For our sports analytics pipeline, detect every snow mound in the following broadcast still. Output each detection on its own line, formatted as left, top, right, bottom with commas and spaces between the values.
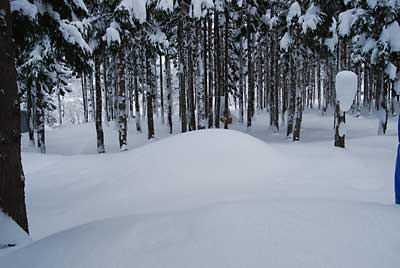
2, 200, 400, 268
22, 129, 286, 239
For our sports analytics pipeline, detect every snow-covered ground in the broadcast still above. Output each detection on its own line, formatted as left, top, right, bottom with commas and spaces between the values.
1, 111, 400, 267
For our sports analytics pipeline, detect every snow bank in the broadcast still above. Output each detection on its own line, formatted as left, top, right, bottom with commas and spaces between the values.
0, 212, 30, 250
336, 71, 358, 111
8, 125, 399, 267
2, 201, 400, 268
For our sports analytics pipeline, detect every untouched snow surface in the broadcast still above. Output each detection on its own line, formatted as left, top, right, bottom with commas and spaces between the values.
2, 113, 400, 267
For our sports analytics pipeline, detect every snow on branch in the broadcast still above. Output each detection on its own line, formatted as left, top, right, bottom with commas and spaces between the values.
11, 0, 38, 20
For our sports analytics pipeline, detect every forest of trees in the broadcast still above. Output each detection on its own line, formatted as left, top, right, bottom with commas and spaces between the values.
9, 0, 400, 154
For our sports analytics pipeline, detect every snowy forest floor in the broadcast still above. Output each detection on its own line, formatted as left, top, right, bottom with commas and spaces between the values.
1, 110, 400, 267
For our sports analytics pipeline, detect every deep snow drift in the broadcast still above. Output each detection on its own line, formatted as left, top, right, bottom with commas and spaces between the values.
1, 113, 400, 267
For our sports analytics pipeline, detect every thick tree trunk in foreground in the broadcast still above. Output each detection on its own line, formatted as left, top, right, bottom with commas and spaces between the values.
0, 1, 29, 234
94, 54, 105, 153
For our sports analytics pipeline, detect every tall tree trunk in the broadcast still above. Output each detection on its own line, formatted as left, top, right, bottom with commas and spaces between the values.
35, 81, 46, 153
317, 58, 321, 110
203, 17, 208, 125
271, 31, 279, 131
178, 18, 187, 132
378, 70, 388, 135
103, 52, 110, 122
0, 1, 29, 233
287, 54, 296, 137
215, 10, 221, 128
117, 47, 128, 150
293, 56, 303, 142
188, 38, 196, 131
196, 21, 206, 130
81, 73, 88, 123
133, 49, 141, 132
160, 54, 164, 124
89, 72, 95, 121
26, 82, 35, 145
165, 52, 173, 133
207, 14, 214, 128
238, 38, 244, 124
95, 54, 105, 153
334, 102, 345, 148
56, 79, 63, 126
247, 15, 254, 128
223, 7, 229, 129
146, 48, 155, 139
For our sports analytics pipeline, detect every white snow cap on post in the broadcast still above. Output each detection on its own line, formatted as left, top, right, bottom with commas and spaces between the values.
335, 71, 358, 111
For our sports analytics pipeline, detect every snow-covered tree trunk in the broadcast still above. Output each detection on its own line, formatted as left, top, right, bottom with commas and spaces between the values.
0, 0, 29, 234
334, 102, 345, 148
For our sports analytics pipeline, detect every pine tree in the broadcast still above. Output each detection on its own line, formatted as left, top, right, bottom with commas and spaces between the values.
0, 0, 29, 234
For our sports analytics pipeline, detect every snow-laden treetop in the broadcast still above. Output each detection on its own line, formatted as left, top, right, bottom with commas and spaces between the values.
335, 71, 358, 112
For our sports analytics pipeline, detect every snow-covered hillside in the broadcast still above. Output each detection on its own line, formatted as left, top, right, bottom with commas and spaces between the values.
1, 114, 400, 267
